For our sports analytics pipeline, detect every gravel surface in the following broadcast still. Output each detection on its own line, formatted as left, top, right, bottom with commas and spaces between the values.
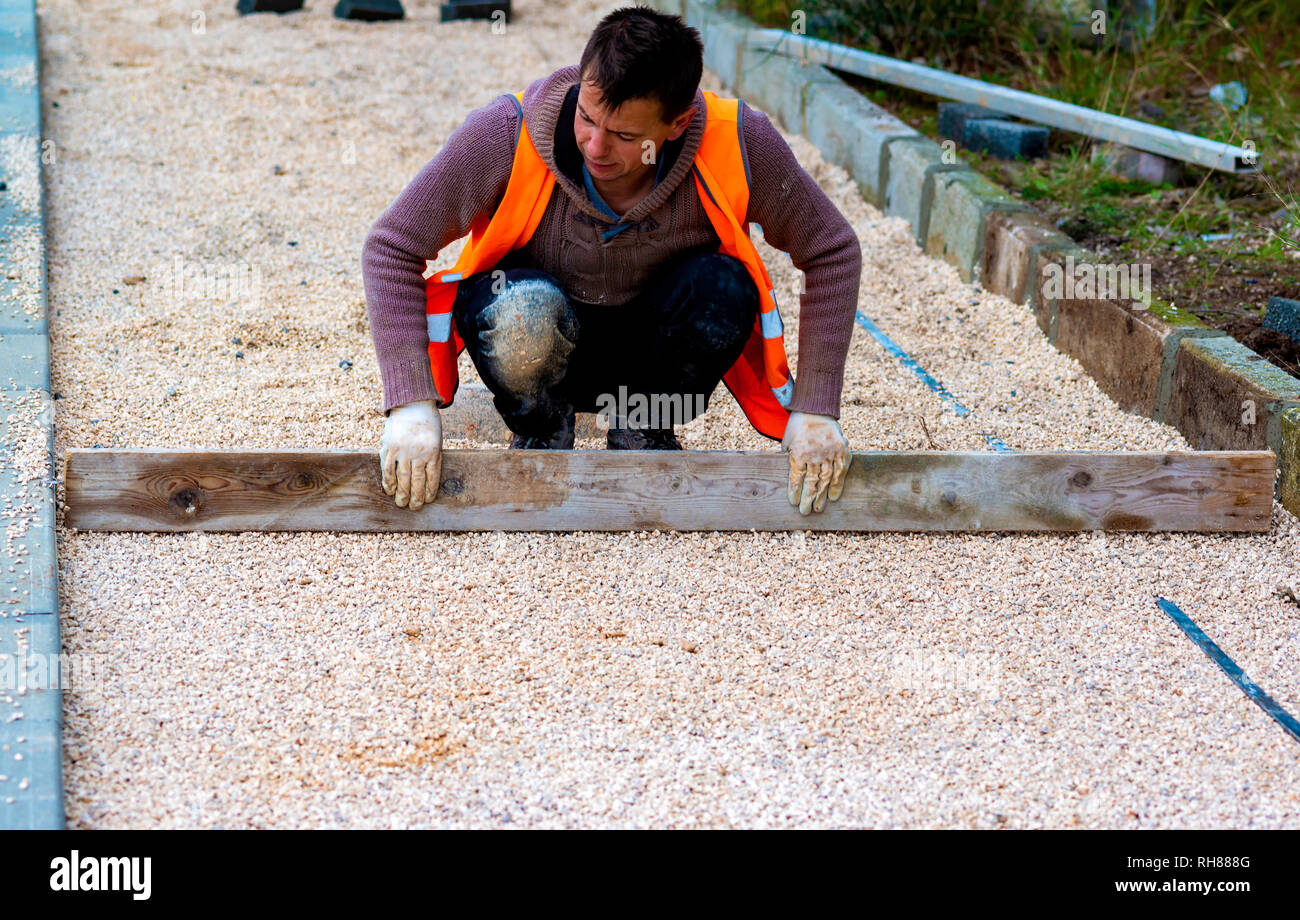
26, 0, 1300, 827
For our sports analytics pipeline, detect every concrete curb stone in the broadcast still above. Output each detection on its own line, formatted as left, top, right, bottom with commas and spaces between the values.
925, 169, 1033, 283
982, 211, 1070, 307
883, 136, 969, 247
1167, 335, 1300, 454
805, 81, 917, 208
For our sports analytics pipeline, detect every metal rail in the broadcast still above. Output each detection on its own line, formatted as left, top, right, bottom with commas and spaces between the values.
748, 29, 1259, 174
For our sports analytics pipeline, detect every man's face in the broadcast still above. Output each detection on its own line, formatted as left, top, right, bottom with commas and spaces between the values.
574, 73, 695, 186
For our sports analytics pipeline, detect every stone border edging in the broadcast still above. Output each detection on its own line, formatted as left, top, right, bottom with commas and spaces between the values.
0, 0, 64, 829
647, 0, 1300, 516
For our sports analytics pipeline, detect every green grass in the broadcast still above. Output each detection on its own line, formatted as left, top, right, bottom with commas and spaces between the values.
722, 0, 1300, 257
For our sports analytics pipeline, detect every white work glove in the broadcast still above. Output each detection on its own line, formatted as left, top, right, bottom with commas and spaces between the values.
379, 399, 442, 511
781, 410, 850, 515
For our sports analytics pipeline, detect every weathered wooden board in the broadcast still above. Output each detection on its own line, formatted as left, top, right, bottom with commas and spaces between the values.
62, 448, 1275, 533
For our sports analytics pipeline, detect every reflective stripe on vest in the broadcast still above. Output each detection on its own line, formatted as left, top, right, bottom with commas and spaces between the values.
759, 293, 783, 338
427, 311, 453, 344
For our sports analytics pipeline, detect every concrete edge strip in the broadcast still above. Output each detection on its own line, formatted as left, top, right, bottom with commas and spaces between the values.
661, 0, 1300, 515
1267, 401, 1300, 467
1281, 408, 1300, 509
1156, 597, 1300, 745
1169, 336, 1300, 459
926, 170, 1036, 285
0, 0, 64, 829
1026, 239, 1072, 344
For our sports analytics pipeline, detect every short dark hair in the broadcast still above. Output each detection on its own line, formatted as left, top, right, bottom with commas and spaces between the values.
578, 6, 704, 124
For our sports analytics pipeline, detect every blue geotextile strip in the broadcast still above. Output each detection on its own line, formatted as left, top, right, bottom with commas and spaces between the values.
0, 0, 64, 829
854, 310, 972, 417
854, 309, 1012, 453
1156, 597, 1300, 746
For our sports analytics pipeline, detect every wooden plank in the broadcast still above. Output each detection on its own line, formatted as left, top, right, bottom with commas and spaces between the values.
62, 448, 1275, 533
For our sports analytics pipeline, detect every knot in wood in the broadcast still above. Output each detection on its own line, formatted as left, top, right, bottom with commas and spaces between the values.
287, 471, 319, 492
170, 487, 201, 517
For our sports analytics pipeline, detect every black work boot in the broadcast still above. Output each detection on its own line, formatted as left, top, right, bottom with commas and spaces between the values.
508, 408, 576, 449
606, 427, 682, 450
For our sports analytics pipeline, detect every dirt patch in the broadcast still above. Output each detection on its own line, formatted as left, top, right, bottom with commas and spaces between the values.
1044, 215, 1300, 378
344, 732, 464, 772
852, 74, 1300, 379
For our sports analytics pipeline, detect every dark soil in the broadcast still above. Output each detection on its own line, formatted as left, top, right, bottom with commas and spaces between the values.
844, 75, 1300, 380
1070, 224, 1300, 378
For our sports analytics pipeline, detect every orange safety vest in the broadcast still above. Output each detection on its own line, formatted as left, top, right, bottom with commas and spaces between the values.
424, 88, 793, 440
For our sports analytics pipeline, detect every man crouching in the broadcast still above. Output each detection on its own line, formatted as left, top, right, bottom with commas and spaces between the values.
363, 5, 862, 515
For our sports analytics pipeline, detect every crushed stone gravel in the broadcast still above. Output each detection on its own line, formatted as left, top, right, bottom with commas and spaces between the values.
18, 0, 1300, 828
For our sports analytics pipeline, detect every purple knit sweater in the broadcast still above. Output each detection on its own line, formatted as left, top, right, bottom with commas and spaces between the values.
363, 65, 862, 418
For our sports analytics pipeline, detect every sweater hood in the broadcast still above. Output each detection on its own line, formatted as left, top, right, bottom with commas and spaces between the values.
518, 64, 707, 223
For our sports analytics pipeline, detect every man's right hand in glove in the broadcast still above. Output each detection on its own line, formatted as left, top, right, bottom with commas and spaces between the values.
379, 398, 442, 511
